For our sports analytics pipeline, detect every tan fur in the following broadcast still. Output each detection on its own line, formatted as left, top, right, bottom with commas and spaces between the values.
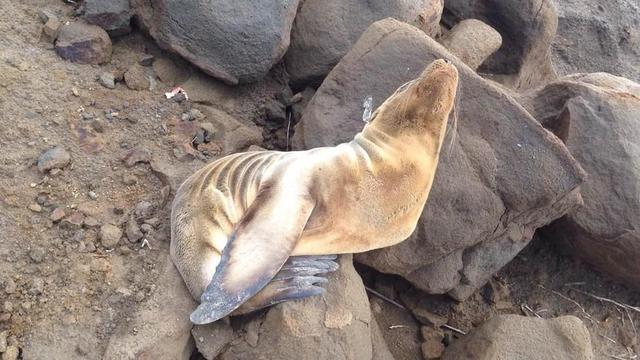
171, 59, 459, 300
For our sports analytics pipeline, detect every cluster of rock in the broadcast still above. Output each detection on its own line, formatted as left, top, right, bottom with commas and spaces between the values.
38, 0, 640, 359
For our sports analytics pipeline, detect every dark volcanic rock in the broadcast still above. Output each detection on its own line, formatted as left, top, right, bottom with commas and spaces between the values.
55, 21, 112, 65
442, 0, 558, 90
294, 18, 585, 300
133, 0, 300, 84
519, 73, 640, 288
83, 0, 132, 36
285, 0, 444, 88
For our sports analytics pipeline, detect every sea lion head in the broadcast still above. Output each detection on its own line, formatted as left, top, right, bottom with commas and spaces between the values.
370, 59, 459, 143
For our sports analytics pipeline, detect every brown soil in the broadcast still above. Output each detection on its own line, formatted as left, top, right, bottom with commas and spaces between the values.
0, 1, 637, 360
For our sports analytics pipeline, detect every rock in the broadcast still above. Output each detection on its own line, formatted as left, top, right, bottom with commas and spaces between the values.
4, 279, 16, 294
122, 147, 151, 167
421, 338, 444, 359
83, 0, 132, 36
519, 73, 640, 287
61, 211, 84, 230
37, 146, 70, 172
138, 54, 154, 66
2, 346, 18, 360
0, 330, 7, 353
50, 207, 66, 222
551, 0, 639, 82
192, 322, 234, 360
37, 9, 56, 23
125, 216, 143, 243
99, 224, 122, 248
134, 0, 300, 84
99, 72, 116, 89
29, 247, 45, 263
442, 315, 594, 360
442, 0, 558, 89
134, 201, 153, 219
29, 278, 44, 296
42, 18, 62, 42
124, 64, 150, 90
104, 256, 197, 360
294, 18, 585, 299
219, 255, 393, 360
413, 308, 447, 328
55, 21, 112, 65
28, 204, 42, 213
285, 0, 444, 88
439, 19, 502, 71
200, 106, 263, 153
152, 57, 190, 86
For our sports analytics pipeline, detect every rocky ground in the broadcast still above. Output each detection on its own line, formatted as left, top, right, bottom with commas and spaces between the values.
0, 1, 638, 360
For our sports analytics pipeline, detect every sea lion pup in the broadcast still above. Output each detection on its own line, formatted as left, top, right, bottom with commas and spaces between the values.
171, 59, 459, 324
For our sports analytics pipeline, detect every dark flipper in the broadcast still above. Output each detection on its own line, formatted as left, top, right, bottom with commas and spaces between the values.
233, 255, 340, 315
190, 181, 316, 325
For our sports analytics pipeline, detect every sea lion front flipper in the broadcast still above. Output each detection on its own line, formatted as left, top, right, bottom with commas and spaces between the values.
190, 183, 316, 325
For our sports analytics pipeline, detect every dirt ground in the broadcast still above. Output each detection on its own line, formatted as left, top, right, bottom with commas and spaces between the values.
0, 1, 638, 359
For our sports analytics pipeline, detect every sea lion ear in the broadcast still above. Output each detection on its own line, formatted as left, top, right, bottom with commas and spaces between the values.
190, 182, 315, 325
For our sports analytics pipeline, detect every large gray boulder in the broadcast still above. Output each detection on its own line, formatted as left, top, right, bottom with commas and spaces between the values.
293, 18, 585, 300
442, 0, 558, 90
550, 0, 639, 82
133, 0, 300, 84
442, 315, 594, 360
218, 255, 394, 360
285, 0, 443, 88
519, 73, 640, 288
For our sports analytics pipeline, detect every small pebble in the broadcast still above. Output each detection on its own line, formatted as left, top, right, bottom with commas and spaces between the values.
99, 72, 116, 89
81, 112, 95, 120
71, 87, 79, 97
126, 216, 143, 243
28, 203, 42, 212
134, 201, 153, 219
140, 223, 153, 233
50, 207, 66, 222
29, 278, 44, 296
29, 247, 45, 263
3, 345, 19, 360
100, 223, 122, 248
139, 54, 154, 66
88, 191, 98, 200
84, 216, 100, 227
37, 146, 70, 172
4, 279, 16, 294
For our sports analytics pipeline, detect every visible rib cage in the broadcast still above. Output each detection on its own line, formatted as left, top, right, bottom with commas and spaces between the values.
189, 151, 286, 224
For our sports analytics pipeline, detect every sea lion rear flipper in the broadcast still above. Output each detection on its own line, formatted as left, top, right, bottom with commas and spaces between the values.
190, 183, 316, 324
232, 255, 340, 315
